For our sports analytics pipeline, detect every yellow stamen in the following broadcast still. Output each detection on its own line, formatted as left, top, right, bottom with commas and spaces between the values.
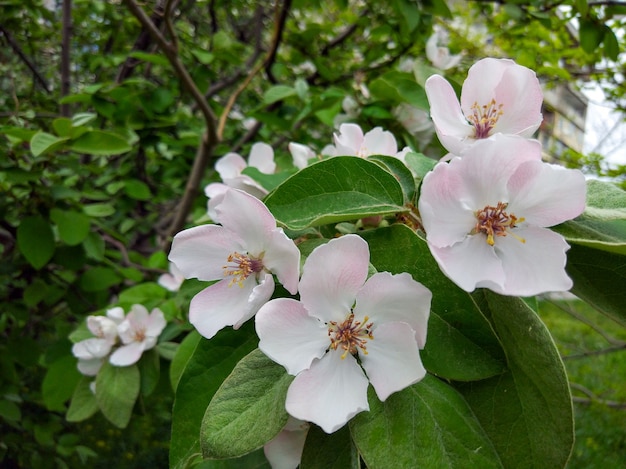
468, 99, 504, 139
474, 202, 525, 245
328, 313, 374, 359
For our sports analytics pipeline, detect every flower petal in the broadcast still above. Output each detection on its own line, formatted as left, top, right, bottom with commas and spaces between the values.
215, 152, 247, 179
248, 142, 276, 174
169, 224, 243, 281
289, 142, 316, 169
355, 272, 431, 349
493, 226, 574, 296
429, 234, 506, 293
72, 338, 112, 360
286, 348, 369, 434
299, 235, 369, 323
262, 229, 301, 294
263, 418, 309, 469
77, 358, 104, 376
220, 176, 269, 200
360, 321, 426, 401
332, 123, 363, 156
145, 308, 167, 337
236, 273, 275, 329
256, 298, 329, 375
361, 127, 398, 156
507, 160, 586, 227
109, 341, 145, 366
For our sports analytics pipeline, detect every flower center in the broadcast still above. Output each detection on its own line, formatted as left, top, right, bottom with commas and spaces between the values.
474, 202, 525, 246
223, 252, 265, 287
328, 312, 374, 359
133, 328, 146, 343
468, 99, 503, 139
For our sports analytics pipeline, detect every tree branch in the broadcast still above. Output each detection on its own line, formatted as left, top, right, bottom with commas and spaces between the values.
60, 0, 72, 116
0, 25, 50, 93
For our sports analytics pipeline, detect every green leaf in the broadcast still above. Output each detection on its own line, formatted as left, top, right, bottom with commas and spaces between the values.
71, 112, 98, 127
192, 449, 271, 469
0, 399, 21, 422
138, 348, 160, 396
118, 282, 167, 305
170, 330, 201, 392
66, 377, 99, 422
128, 51, 170, 67
264, 157, 406, 231
170, 324, 258, 469
30, 131, 69, 156
95, 361, 140, 429
263, 85, 297, 105
351, 375, 502, 468
367, 155, 416, 203
79, 267, 122, 292
566, 244, 626, 326
82, 203, 116, 217
301, 425, 359, 469
457, 292, 574, 469
404, 151, 437, 182
50, 208, 91, 246
241, 167, 296, 193
83, 232, 105, 260
361, 225, 506, 381
579, 19, 605, 54
369, 71, 429, 110
124, 178, 151, 200
603, 25, 620, 61
52, 118, 73, 137
201, 349, 293, 459
42, 355, 82, 411
70, 130, 131, 155
553, 180, 626, 255
17, 216, 56, 269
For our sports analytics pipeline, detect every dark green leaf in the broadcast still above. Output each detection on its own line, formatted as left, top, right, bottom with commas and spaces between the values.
95, 361, 140, 429
301, 425, 359, 469
79, 267, 122, 292
264, 157, 406, 231
579, 19, 605, 54
603, 25, 620, 61
82, 203, 116, 217
241, 167, 296, 193
30, 131, 69, 156
70, 130, 131, 155
369, 71, 429, 110
124, 178, 152, 200
201, 349, 293, 459
50, 208, 91, 246
42, 355, 82, 411
367, 155, 416, 203
17, 216, 56, 269
138, 348, 160, 396
263, 85, 297, 105
66, 377, 99, 422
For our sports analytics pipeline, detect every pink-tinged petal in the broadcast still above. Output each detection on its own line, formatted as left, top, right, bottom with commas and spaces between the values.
169, 224, 244, 281
158, 272, 183, 292
204, 182, 230, 200
72, 338, 113, 360
418, 159, 477, 247
189, 276, 267, 339
299, 235, 369, 323
355, 272, 431, 349
286, 349, 369, 434
87, 315, 119, 342
460, 58, 510, 114
507, 160, 586, 227
106, 307, 125, 323
493, 227, 573, 296
289, 142, 316, 169
360, 321, 426, 401
425, 74, 474, 154
219, 175, 268, 200
429, 235, 506, 293
77, 358, 104, 376
215, 153, 247, 180
333, 123, 363, 156
264, 419, 309, 469
361, 127, 398, 156
256, 298, 329, 375
236, 273, 275, 329
212, 189, 277, 253
109, 341, 145, 366
262, 229, 301, 294
248, 142, 276, 174
145, 308, 167, 337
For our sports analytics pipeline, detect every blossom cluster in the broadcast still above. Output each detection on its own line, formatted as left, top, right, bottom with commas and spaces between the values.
72, 304, 166, 376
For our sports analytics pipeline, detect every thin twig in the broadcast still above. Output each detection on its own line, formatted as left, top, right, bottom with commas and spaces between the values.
570, 382, 626, 409
0, 25, 50, 93
563, 342, 626, 360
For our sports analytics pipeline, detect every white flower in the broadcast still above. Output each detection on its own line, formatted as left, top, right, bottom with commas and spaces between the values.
326, 123, 409, 161
263, 417, 310, 469
256, 235, 431, 433
158, 262, 185, 292
418, 134, 586, 296
72, 307, 124, 376
109, 305, 166, 366
169, 189, 301, 339
288, 142, 317, 170
425, 28, 462, 70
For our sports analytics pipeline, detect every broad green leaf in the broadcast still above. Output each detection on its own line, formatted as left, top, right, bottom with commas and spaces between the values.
567, 244, 626, 326
52, 118, 73, 137
95, 362, 140, 428
263, 85, 297, 105
170, 331, 202, 392
66, 377, 99, 422
138, 348, 160, 396
554, 180, 626, 255
369, 71, 429, 110
170, 324, 258, 469
301, 425, 359, 469
42, 355, 82, 411
82, 203, 116, 217
71, 112, 97, 127
201, 348, 293, 459
124, 178, 152, 200
603, 25, 620, 61
83, 232, 105, 260
361, 225, 506, 381
192, 449, 270, 469
241, 167, 296, 193
17, 216, 56, 269
79, 266, 122, 292
579, 19, 605, 54
70, 130, 131, 155
0, 399, 21, 422
404, 151, 437, 181
458, 292, 574, 469
50, 208, 91, 246
351, 375, 502, 469
118, 282, 167, 306
30, 131, 69, 156
264, 157, 406, 231
367, 155, 416, 204
128, 51, 170, 67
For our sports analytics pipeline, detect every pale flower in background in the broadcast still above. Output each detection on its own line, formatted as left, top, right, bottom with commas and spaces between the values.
326, 123, 411, 161
205, 142, 276, 200
393, 103, 435, 149
425, 57, 543, 154
425, 27, 462, 70
256, 235, 431, 433
264, 417, 310, 469
418, 135, 586, 296
72, 307, 124, 376
158, 262, 185, 292
288, 142, 317, 170
169, 189, 300, 339
109, 304, 167, 366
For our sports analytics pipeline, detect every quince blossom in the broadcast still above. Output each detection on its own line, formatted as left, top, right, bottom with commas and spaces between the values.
324, 123, 410, 161
72, 307, 124, 376
418, 135, 586, 296
109, 304, 167, 366
425, 28, 461, 70
169, 188, 300, 339
205, 142, 276, 199
158, 262, 185, 292
264, 417, 310, 469
256, 235, 431, 433
425, 57, 543, 154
